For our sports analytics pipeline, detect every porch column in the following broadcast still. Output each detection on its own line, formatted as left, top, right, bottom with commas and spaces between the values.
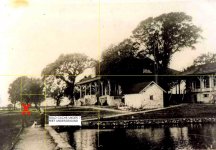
108, 80, 111, 95
101, 82, 104, 96
94, 82, 98, 94
178, 80, 181, 94
90, 83, 92, 95
212, 75, 215, 87
209, 75, 213, 89
84, 85, 87, 96
118, 85, 122, 95
198, 77, 203, 90
79, 85, 82, 98
191, 82, 194, 91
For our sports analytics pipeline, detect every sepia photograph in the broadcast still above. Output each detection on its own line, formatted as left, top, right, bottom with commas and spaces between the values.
1, 0, 216, 149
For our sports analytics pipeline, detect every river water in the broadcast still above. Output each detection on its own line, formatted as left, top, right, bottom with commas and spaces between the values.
59, 124, 216, 150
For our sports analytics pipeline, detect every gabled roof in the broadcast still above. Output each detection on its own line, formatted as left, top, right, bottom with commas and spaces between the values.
182, 62, 216, 75
76, 76, 101, 85
126, 81, 166, 94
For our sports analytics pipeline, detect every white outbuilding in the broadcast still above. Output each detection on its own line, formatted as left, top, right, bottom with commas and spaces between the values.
124, 81, 165, 109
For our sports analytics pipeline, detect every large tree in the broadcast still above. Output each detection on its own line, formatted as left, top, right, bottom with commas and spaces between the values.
24, 78, 45, 109
100, 39, 155, 94
101, 39, 154, 75
42, 53, 94, 104
8, 77, 22, 109
132, 12, 202, 75
8, 76, 44, 110
45, 76, 65, 106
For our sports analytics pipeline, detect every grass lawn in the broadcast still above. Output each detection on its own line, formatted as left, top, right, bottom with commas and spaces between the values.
45, 107, 123, 121
0, 110, 40, 150
103, 104, 216, 121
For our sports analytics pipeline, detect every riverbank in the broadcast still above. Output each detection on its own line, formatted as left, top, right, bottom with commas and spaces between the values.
101, 104, 216, 121
82, 117, 216, 128
45, 107, 124, 121
81, 104, 216, 128
48, 104, 216, 128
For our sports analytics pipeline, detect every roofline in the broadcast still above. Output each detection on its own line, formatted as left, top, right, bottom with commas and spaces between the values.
181, 62, 216, 75
182, 72, 216, 76
75, 76, 101, 85
141, 81, 166, 93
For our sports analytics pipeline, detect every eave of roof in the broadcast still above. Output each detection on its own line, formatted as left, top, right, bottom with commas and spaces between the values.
127, 81, 166, 94
141, 81, 166, 93
181, 63, 216, 75
76, 76, 101, 85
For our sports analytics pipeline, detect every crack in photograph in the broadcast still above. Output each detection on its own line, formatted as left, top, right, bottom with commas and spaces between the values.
1, 0, 216, 149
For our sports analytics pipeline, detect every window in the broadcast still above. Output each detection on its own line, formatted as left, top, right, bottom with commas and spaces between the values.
150, 95, 154, 100
203, 94, 209, 98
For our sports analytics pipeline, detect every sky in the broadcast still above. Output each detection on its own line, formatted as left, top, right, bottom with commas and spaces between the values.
0, 0, 216, 106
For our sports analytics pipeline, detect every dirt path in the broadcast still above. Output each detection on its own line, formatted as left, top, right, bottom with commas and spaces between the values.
13, 127, 56, 150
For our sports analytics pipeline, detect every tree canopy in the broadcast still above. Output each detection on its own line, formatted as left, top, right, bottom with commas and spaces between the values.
8, 77, 22, 108
42, 53, 95, 104
132, 12, 202, 74
8, 76, 44, 109
7, 104, 14, 110
45, 76, 65, 106
101, 39, 154, 75
193, 52, 216, 66
183, 52, 216, 72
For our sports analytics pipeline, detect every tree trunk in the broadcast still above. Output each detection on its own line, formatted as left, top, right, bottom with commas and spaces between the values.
56, 99, 60, 106
157, 54, 171, 91
66, 78, 76, 105
34, 103, 40, 112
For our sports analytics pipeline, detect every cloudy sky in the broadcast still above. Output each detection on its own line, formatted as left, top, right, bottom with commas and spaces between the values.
0, 0, 216, 106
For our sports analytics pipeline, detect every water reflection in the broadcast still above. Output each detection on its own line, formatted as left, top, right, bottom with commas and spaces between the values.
169, 127, 192, 149
73, 129, 98, 150
60, 124, 216, 150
